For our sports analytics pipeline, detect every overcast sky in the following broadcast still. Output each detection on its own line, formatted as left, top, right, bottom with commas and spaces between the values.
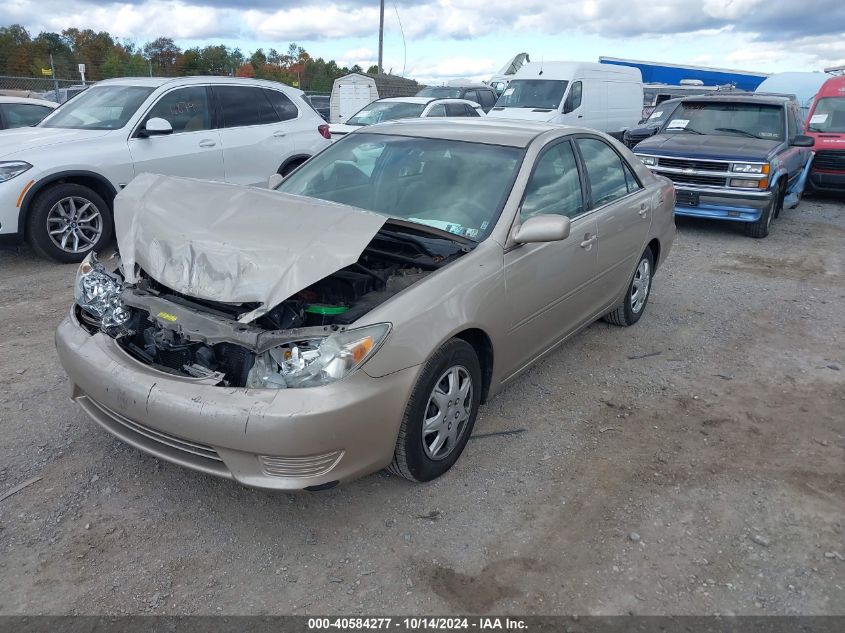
6, 0, 845, 82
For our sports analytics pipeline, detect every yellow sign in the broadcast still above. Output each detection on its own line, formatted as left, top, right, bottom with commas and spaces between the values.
156, 311, 178, 322
41, 68, 52, 76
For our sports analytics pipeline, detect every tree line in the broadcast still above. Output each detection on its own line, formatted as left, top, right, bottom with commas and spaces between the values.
0, 24, 380, 91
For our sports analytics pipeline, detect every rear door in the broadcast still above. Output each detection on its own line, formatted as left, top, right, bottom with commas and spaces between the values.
503, 139, 599, 374
574, 136, 652, 308
128, 85, 225, 181
213, 85, 303, 186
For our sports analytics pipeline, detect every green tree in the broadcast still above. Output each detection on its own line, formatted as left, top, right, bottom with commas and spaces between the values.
143, 36, 181, 76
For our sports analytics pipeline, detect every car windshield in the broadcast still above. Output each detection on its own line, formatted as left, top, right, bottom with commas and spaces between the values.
346, 102, 427, 126
40, 85, 154, 130
417, 87, 463, 99
495, 80, 568, 109
662, 101, 785, 140
807, 97, 845, 133
646, 103, 679, 125
277, 132, 524, 242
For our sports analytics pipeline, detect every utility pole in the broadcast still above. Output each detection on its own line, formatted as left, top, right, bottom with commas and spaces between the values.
49, 53, 59, 102
149, 60, 153, 77
377, 0, 384, 75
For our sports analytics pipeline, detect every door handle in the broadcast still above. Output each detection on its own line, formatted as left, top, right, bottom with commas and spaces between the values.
580, 234, 596, 249
273, 131, 287, 138
638, 203, 648, 217
198, 139, 216, 147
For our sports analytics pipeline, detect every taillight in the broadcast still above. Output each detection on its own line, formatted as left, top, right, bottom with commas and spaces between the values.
318, 124, 331, 140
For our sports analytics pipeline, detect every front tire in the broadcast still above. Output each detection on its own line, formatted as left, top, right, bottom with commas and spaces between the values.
604, 247, 654, 327
744, 188, 781, 238
388, 339, 482, 483
26, 183, 113, 263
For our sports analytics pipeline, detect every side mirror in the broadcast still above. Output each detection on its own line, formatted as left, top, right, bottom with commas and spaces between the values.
268, 173, 284, 189
791, 134, 814, 147
140, 117, 173, 137
512, 214, 571, 244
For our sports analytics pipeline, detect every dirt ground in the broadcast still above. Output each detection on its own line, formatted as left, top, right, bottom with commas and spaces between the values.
0, 196, 843, 616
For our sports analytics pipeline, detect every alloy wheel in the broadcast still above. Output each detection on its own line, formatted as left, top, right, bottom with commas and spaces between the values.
46, 196, 103, 254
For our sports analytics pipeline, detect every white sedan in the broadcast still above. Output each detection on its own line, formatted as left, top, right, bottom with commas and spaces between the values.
329, 97, 484, 140
0, 96, 57, 130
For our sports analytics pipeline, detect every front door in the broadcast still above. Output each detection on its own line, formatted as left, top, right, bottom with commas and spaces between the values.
128, 85, 224, 181
503, 139, 599, 376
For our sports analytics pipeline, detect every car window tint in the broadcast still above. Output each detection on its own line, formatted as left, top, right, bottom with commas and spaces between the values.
521, 141, 584, 220
426, 104, 447, 117
576, 138, 629, 207
787, 107, 798, 139
464, 104, 481, 117
478, 90, 496, 109
463, 90, 478, 103
216, 86, 280, 127
563, 81, 582, 113
144, 86, 211, 133
264, 89, 299, 121
445, 103, 468, 116
1, 103, 52, 128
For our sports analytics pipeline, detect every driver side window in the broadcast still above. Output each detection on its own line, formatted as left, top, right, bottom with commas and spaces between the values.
563, 81, 582, 113
143, 86, 211, 133
521, 141, 584, 220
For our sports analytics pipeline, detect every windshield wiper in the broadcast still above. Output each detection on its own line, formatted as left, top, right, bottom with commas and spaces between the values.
669, 127, 705, 135
714, 127, 762, 139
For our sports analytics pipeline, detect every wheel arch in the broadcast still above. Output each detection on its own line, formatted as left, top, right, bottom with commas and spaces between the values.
452, 328, 494, 404
647, 238, 661, 271
18, 170, 118, 235
277, 154, 311, 177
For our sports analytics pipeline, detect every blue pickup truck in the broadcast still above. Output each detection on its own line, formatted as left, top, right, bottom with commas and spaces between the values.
633, 94, 814, 238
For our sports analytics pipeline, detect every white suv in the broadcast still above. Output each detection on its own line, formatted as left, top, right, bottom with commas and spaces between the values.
0, 76, 331, 262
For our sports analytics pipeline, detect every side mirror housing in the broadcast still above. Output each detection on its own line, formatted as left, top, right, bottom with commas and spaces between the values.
513, 214, 571, 244
267, 173, 284, 189
791, 134, 814, 147
140, 117, 173, 137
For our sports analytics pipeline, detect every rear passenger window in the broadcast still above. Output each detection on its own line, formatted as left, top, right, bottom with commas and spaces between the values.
264, 89, 299, 121
521, 141, 584, 220
623, 162, 642, 193
445, 103, 469, 116
576, 138, 629, 206
463, 90, 479, 104
464, 104, 481, 117
215, 86, 280, 127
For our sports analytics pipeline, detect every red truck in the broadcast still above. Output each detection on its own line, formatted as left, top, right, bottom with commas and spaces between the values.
805, 75, 845, 192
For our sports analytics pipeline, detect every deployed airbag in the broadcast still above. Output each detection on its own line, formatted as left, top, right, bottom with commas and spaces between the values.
114, 173, 387, 322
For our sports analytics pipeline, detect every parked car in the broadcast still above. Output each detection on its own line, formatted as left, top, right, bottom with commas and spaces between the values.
0, 76, 331, 262
56, 119, 675, 490
634, 94, 814, 238
623, 97, 684, 148
416, 82, 498, 112
804, 74, 845, 193
487, 61, 643, 138
329, 97, 483, 139
305, 93, 330, 121
0, 96, 57, 130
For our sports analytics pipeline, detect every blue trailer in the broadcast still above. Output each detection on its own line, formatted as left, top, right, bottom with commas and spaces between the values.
599, 56, 768, 91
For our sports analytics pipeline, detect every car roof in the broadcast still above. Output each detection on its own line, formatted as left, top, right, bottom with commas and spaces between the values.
377, 97, 438, 104
0, 96, 58, 107
359, 118, 581, 148
679, 94, 791, 107
94, 76, 305, 93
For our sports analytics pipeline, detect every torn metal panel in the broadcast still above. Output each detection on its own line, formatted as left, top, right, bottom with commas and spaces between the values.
114, 173, 387, 322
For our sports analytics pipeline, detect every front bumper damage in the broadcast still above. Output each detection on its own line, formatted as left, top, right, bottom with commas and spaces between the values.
672, 186, 773, 223
56, 311, 419, 490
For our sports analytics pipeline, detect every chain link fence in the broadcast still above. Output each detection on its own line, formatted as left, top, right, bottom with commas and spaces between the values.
0, 75, 89, 100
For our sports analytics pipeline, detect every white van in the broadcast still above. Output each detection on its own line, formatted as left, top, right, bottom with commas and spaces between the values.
487, 61, 643, 138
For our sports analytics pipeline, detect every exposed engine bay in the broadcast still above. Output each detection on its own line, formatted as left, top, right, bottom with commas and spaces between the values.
75, 224, 470, 389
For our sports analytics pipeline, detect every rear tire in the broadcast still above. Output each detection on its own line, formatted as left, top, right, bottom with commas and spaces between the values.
388, 339, 482, 483
604, 247, 654, 327
26, 183, 113, 263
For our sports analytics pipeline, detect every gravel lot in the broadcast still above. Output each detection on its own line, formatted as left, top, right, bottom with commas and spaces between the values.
1, 196, 843, 616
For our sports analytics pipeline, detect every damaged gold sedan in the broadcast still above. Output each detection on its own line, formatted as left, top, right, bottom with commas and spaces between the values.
56, 119, 675, 490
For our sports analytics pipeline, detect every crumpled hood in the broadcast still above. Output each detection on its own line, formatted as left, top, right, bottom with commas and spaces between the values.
0, 126, 112, 159
115, 173, 387, 323
635, 133, 780, 162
